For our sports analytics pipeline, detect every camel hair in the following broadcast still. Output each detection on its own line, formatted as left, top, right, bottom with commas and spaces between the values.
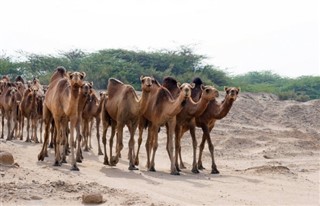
170, 82, 219, 174
134, 76, 160, 166
101, 78, 140, 170
38, 66, 87, 171
81, 84, 105, 155
19, 87, 39, 142
196, 85, 240, 174
140, 75, 192, 175
0, 83, 20, 140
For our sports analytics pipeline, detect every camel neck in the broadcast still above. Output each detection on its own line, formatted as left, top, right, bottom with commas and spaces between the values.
215, 97, 235, 119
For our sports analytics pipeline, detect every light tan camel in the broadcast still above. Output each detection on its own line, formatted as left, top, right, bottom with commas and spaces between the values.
102, 78, 140, 170
38, 66, 86, 171
140, 77, 192, 175
196, 86, 240, 174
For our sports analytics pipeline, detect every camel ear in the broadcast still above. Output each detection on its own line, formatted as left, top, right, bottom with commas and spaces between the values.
237, 87, 241, 92
67, 72, 73, 79
90, 81, 93, 87
140, 75, 144, 81
201, 84, 206, 90
190, 83, 195, 89
224, 86, 228, 91
177, 82, 181, 87
80, 72, 86, 79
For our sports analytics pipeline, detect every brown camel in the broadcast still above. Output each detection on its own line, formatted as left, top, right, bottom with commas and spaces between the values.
82, 88, 105, 155
140, 76, 192, 175
19, 87, 39, 142
38, 66, 86, 171
173, 84, 219, 173
196, 86, 240, 174
0, 83, 19, 140
102, 78, 140, 170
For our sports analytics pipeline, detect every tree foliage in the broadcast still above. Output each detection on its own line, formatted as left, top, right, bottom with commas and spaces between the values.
1, 48, 319, 101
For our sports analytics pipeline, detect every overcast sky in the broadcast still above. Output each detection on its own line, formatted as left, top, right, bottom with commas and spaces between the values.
0, 0, 319, 77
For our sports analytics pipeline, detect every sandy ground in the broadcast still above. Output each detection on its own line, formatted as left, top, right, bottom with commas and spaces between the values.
1, 92, 319, 206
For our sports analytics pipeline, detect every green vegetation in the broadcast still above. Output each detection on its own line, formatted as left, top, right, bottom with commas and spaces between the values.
1, 48, 319, 102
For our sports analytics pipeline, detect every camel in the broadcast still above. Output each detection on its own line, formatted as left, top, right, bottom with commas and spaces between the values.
38, 66, 86, 171
101, 78, 140, 170
19, 87, 39, 142
0, 83, 19, 140
173, 83, 219, 173
82, 88, 105, 155
195, 86, 240, 174
140, 76, 192, 175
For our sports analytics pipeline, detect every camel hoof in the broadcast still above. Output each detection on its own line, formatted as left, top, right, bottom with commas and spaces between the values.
192, 168, 200, 174
128, 165, 139, 170
48, 143, 54, 148
61, 159, 67, 164
103, 160, 110, 166
71, 165, 79, 171
84, 148, 89, 152
98, 151, 103, 156
134, 159, 139, 166
175, 166, 181, 172
53, 161, 61, 167
171, 171, 180, 175
38, 154, 44, 161
76, 158, 82, 163
149, 166, 156, 172
211, 168, 220, 174
110, 156, 118, 165
198, 165, 205, 170
180, 165, 186, 169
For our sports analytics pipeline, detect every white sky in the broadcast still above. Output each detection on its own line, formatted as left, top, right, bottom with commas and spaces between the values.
0, 0, 319, 77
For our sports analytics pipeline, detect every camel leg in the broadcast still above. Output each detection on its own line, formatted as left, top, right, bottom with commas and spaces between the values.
1, 110, 5, 139
76, 122, 82, 163
25, 118, 31, 142
149, 125, 158, 172
38, 106, 51, 161
198, 131, 207, 170
49, 120, 54, 148
174, 126, 182, 172
39, 119, 43, 143
127, 123, 138, 170
69, 119, 79, 171
167, 119, 179, 176
189, 126, 199, 173
102, 122, 109, 165
109, 122, 116, 165
145, 125, 153, 169
206, 130, 219, 174
135, 118, 145, 166
60, 124, 68, 164
6, 111, 13, 140
96, 117, 103, 155
112, 123, 124, 166
53, 122, 62, 167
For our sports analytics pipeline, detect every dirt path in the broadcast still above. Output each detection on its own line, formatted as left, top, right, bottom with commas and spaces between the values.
1, 93, 319, 205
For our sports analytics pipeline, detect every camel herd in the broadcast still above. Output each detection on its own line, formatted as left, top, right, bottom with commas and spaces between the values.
0, 66, 239, 175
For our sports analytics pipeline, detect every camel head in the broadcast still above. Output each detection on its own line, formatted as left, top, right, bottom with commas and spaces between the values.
179, 83, 193, 99
67, 71, 86, 87
201, 85, 219, 100
224, 87, 240, 101
140, 76, 159, 92
80, 81, 92, 97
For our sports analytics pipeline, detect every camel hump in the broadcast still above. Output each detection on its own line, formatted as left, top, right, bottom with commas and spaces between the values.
56, 66, 66, 74
155, 87, 173, 107
192, 77, 203, 86
108, 78, 124, 86
15, 75, 25, 84
162, 76, 179, 90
